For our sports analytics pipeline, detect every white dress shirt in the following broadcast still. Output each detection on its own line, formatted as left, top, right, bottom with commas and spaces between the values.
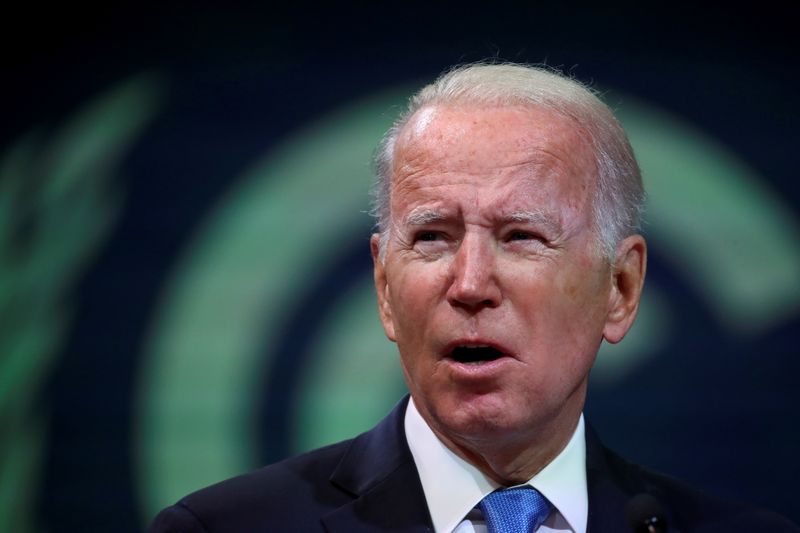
404, 398, 588, 533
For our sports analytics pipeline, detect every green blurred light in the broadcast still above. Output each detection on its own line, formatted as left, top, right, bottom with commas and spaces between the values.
0, 73, 164, 533
619, 101, 800, 333
293, 278, 405, 453
135, 87, 413, 519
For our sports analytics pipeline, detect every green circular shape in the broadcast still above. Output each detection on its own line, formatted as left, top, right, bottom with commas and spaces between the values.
134, 85, 800, 525
292, 276, 406, 453
618, 100, 800, 333
134, 88, 412, 518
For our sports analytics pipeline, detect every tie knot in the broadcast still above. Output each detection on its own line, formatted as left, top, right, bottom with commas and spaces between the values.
478, 486, 552, 533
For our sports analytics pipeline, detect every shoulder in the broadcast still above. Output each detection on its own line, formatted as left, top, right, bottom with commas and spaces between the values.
640, 466, 798, 532
597, 444, 799, 532
148, 397, 414, 533
147, 440, 354, 533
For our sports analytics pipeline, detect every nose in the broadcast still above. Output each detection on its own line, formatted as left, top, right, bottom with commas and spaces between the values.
446, 232, 502, 312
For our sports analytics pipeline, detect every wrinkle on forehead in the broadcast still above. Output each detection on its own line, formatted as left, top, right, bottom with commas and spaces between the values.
393, 151, 589, 206
395, 106, 594, 183
400, 103, 587, 150
390, 104, 597, 234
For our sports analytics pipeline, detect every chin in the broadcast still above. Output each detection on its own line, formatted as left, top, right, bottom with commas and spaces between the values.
431, 391, 529, 440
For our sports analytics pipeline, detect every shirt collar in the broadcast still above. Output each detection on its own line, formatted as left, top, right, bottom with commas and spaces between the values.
404, 397, 587, 533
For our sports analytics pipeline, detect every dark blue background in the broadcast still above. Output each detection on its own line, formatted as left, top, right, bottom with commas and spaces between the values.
3, 3, 798, 531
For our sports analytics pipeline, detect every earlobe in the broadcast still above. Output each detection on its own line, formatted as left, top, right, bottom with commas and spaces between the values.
603, 235, 647, 344
371, 234, 397, 342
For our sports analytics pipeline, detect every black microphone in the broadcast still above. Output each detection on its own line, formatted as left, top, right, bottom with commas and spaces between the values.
626, 493, 669, 533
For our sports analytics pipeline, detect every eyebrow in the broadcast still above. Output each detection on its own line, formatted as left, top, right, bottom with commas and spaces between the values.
404, 207, 448, 226
505, 210, 562, 234
402, 207, 563, 234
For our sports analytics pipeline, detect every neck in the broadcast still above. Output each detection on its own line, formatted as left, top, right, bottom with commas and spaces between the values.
421, 397, 584, 486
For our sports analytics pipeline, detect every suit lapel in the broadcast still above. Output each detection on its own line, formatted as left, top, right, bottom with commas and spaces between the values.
321, 403, 664, 532
585, 425, 679, 533
585, 425, 637, 533
322, 397, 433, 533
319, 404, 683, 532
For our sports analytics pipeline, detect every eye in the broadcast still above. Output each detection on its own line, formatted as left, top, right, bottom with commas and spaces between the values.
412, 230, 450, 257
504, 229, 549, 252
507, 230, 539, 241
415, 231, 441, 242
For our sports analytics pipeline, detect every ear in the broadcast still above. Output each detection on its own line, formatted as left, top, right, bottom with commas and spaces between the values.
603, 234, 647, 344
371, 233, 397, 342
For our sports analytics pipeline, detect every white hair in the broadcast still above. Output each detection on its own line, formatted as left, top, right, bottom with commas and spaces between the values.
371, 62, 645, 261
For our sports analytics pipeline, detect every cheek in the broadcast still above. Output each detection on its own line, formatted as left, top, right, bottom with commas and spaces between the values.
542, 259, 610, 336
387, 263, 444, 330
556, 250, 608, 298
525, 268, 605, 386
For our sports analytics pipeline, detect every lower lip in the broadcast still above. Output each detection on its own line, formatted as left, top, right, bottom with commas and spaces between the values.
443, 356, 513, 378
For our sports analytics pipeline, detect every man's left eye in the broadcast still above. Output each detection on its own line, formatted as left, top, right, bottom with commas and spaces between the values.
508, 231, 537, 241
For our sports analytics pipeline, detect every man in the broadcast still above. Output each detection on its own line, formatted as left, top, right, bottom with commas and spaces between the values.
150, 63, 798, 532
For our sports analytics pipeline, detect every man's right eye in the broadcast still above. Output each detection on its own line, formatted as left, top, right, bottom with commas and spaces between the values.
416, 231, 440, 242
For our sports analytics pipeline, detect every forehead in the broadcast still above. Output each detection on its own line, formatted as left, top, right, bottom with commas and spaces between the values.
390, 104, 596, 215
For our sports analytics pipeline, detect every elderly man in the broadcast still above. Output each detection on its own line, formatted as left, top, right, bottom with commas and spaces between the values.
150, 63, 798, 532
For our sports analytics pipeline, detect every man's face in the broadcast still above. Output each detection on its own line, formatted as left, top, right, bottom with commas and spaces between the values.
372, 104, 636, 453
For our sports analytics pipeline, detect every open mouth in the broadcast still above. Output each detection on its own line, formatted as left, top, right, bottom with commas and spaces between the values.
449, 345, 506, 364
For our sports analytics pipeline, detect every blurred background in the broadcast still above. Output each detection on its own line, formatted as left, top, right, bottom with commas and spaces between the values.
2, 3, 798, 531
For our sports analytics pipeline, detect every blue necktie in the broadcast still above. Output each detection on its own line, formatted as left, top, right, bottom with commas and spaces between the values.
478, 486, 552, 533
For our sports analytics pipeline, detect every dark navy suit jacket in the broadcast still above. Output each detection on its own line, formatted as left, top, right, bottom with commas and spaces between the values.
149, 397, 798, 532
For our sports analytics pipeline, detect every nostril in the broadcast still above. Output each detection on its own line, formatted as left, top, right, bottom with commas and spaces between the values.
446, 284, 501, 311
